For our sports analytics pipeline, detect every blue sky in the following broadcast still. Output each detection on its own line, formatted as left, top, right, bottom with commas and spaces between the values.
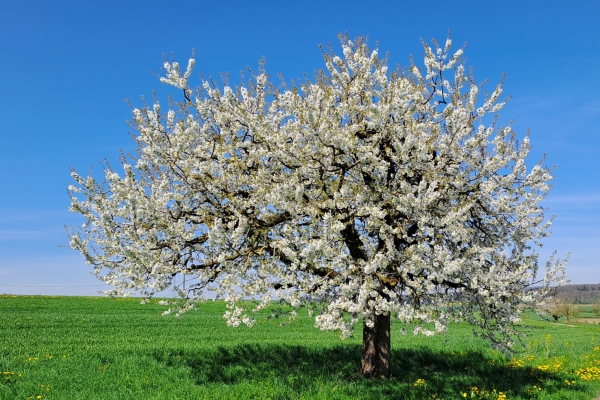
0, 0, 598, 295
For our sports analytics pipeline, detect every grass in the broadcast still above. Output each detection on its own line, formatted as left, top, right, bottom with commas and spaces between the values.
578, 304, 600, 319
1, 295, 600, 399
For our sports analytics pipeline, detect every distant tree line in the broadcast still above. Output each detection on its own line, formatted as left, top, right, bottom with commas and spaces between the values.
553, 284, 600, 304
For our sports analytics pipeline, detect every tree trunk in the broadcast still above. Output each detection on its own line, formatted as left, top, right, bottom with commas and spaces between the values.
360, 312, 391, 378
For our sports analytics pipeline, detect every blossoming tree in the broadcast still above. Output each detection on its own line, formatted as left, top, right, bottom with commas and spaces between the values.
68, 36, 567, 378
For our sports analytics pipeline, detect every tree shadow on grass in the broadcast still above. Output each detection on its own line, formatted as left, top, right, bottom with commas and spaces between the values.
154, 344, 586, 399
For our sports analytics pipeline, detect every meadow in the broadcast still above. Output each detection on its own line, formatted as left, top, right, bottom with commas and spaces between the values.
1, 295, 599, 399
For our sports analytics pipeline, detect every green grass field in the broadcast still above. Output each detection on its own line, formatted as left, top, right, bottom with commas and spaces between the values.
1, 295, 599, 399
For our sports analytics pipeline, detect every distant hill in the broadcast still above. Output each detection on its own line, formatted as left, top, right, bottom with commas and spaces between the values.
552, 284, 600, 304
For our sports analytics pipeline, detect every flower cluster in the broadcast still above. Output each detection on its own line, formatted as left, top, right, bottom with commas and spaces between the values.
413, 378, 426, 387
462, 387, 507, 399
575, 345, 600, 381
2, 370, 20, 381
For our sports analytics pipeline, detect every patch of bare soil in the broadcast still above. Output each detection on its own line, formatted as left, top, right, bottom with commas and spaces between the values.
575, 318, 600, 324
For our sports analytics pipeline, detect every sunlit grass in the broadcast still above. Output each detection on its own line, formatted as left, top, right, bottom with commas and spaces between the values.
1, 295, 599, 399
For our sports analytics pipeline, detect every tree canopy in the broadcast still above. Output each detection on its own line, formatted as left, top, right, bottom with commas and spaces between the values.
68, 35, 567, 378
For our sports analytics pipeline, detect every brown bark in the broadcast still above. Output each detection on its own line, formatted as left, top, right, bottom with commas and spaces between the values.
360, 312, 391, 378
